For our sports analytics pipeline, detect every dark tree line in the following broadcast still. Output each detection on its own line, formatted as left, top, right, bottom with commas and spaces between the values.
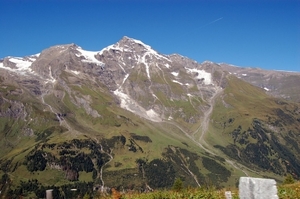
6, 178, 94, 199
144, 159, 176, 189
25, 150, 47, 172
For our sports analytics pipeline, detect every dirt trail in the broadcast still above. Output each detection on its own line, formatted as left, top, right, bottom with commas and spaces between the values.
198, 72, 224, 141
163, 120, 216, 155
199, 87, 222, 141
99, 144, 113, 191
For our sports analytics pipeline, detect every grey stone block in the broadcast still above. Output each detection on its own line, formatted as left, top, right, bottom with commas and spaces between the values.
225, 191, 232, 199
239, 177, 278, 199
46, 189, 53, 199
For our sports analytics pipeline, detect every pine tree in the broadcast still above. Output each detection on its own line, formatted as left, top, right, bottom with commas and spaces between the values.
172, 178, 183, 192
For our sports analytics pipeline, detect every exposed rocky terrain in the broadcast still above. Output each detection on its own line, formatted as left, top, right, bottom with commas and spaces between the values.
0, 36, 299, 196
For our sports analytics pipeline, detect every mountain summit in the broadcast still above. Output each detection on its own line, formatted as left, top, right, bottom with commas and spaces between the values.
0, 37, 300, 195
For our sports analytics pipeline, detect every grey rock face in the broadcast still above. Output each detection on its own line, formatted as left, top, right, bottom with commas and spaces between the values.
239, 177, 278, 199
31, 44, 80, 80
74, 95, 101, 118
0, 36, 299, 123
0, 98, 26, 119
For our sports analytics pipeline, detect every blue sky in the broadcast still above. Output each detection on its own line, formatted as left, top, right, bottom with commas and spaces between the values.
0, 0, 299, 72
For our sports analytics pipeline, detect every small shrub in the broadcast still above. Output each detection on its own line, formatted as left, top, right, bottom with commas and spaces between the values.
283, 174, 295, 185
172, 178, 183, 192
111, 188, 122, 199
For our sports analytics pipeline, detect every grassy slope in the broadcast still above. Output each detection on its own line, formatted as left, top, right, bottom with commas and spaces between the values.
0, 74, 212, 188
1, 71, 299, 190
207, 75, 300, 181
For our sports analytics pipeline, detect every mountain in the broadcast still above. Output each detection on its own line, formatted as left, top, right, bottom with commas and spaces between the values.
219, 63, 300, 103
0, 36, 300, 196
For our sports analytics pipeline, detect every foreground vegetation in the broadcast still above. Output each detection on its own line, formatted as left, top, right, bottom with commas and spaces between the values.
1, 172, 299, 198
100, 182, 300, 199
104, 187, 238, 199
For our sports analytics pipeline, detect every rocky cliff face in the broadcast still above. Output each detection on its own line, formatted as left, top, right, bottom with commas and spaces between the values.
0, 36, 300, 191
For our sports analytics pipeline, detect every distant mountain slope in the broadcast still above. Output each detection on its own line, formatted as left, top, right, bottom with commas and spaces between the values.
219, 63, 300, 102
0, 36, 299, 196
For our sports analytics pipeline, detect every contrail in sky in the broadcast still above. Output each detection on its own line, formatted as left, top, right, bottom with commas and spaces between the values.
200, 17, 223, 28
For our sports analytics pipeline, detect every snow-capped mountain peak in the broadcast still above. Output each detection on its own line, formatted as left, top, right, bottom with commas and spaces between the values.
99, 36, 171, 63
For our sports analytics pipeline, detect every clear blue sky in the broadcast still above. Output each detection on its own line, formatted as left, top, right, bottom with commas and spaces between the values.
0, 0, 299, 72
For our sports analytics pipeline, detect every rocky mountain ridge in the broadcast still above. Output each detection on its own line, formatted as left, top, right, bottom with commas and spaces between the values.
0, 36, 300, 195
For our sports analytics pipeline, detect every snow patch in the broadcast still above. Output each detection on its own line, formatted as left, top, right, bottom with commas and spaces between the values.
76, 48, 104, 66
186, 68, 212, 85
146, 109, 160, 119
242, 74, 247, 76
0, 62, 12, 71
9, 58, 32, 71
70, 70, 80, 75
264, 87, 270, 91
172, 80, 183, 85
138, 53, 151, 79
132, 38, 171, 63
121, 74, 129, 85
171, 72, 179, 77
152, 93, 159, 100
47, 66, 56, 83
0, 57, 34, 74
28, 57, 37, 62
113, 89, 161, 122
113, 72, 161, 122
202, 60, 213, 64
